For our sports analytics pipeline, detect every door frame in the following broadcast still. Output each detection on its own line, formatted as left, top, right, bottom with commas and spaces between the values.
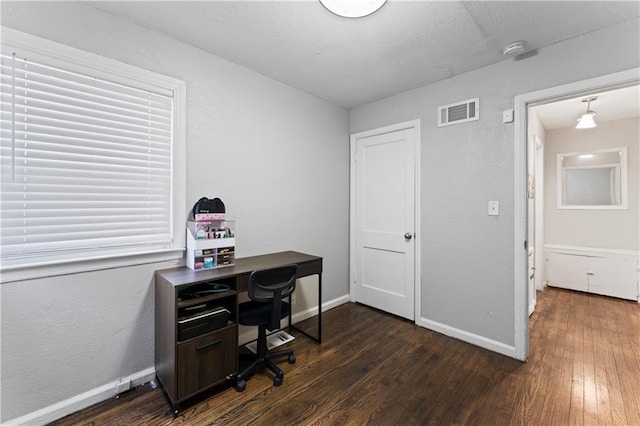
513, 67, 639, 361
349, 119, 421, 322
533, 134, 545, 295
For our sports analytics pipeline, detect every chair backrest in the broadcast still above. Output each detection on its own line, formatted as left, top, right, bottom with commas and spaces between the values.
248, 264, 297, 330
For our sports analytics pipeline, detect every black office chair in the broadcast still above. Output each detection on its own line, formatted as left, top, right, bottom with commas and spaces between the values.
235, 264, 297, 392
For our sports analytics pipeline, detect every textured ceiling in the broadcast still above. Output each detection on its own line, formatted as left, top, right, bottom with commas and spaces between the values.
90, 1, 640, 108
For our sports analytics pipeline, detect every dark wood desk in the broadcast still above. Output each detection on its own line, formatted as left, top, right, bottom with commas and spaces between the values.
155, 251, 322, 413
157, 250, 322, 342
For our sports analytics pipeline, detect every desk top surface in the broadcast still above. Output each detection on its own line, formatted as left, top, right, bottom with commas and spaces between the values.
156, 250, 322, 287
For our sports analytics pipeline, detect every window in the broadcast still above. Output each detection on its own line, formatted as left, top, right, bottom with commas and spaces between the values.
1, 28, 186, 280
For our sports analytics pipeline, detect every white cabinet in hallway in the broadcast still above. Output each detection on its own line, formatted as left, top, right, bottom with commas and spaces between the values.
545, 245, 639, 301
546, 251, 589, 293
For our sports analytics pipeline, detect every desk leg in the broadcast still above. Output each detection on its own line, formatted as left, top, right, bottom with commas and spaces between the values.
289, 273, 322, 343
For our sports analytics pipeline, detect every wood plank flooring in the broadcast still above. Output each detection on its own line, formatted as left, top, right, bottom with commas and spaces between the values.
51, 287, 640, 425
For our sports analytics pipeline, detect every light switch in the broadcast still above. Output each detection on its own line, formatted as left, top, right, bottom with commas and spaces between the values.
488, 200, 500, 216
503, 109, 514, 123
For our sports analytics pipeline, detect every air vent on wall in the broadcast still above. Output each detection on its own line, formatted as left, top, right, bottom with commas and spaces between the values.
438, 98, 479, 127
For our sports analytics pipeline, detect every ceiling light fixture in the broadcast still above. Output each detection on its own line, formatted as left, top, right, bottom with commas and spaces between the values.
576, 96, 597, 129
319, 0, 387, 18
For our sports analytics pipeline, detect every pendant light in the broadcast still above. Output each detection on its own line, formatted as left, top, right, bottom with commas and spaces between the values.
320, 0, 387, 18
576, 96, 597, 129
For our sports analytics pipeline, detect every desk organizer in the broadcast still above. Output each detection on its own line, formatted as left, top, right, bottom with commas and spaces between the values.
186, 219, 235, 270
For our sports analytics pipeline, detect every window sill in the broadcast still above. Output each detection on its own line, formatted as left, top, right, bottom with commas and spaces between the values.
0, 248, 185, 284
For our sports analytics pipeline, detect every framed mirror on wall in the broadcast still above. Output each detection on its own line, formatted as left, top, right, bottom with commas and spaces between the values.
557, 147, 628, 209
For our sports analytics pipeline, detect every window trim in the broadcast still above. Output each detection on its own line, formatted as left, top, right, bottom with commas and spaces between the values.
0, 27, 186, 283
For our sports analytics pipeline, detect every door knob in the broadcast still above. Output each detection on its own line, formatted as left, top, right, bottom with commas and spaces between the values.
404, 232, 413, 241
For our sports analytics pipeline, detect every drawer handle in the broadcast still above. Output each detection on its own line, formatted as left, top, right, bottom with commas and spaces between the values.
197, 339, 222, 350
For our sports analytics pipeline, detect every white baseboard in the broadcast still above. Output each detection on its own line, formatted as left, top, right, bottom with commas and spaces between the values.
5, 367, 156, 426
417, 317, 516, 359
322, 293, 351, 311
293, 293, 350, 324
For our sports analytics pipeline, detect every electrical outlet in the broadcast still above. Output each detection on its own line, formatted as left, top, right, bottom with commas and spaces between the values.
115, 379, 131, 395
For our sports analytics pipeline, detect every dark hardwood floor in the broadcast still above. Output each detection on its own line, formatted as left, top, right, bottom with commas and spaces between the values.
52, 287, 640, 425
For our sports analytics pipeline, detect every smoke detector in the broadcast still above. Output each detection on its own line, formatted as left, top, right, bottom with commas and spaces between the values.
503, 41, 526, 57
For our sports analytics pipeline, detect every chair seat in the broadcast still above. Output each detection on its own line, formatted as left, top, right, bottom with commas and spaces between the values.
239, 301, 291, 327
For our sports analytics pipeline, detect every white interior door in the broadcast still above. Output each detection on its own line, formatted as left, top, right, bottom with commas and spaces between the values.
352, 126, 416, 320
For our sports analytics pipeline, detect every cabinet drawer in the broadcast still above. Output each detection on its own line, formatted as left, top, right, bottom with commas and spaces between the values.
545, 252, 589, 292
177, 306, 230, 342
297, 259, 322, 278
176, 326, 237, 400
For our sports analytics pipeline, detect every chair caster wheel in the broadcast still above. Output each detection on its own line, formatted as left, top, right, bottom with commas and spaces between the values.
235, 379, 246, 392
273, 376, 283, 386
288, 354, 296, 364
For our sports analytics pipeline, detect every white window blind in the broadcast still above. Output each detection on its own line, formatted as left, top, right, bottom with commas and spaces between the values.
0, 47, 175, 267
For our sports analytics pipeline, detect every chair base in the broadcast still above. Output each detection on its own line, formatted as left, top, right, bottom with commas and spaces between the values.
235, 349, 295, 391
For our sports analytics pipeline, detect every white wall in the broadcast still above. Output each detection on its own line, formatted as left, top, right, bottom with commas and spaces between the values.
0, 2, 349, 423
350, 18, 639, 348
544, 118, 639, 250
